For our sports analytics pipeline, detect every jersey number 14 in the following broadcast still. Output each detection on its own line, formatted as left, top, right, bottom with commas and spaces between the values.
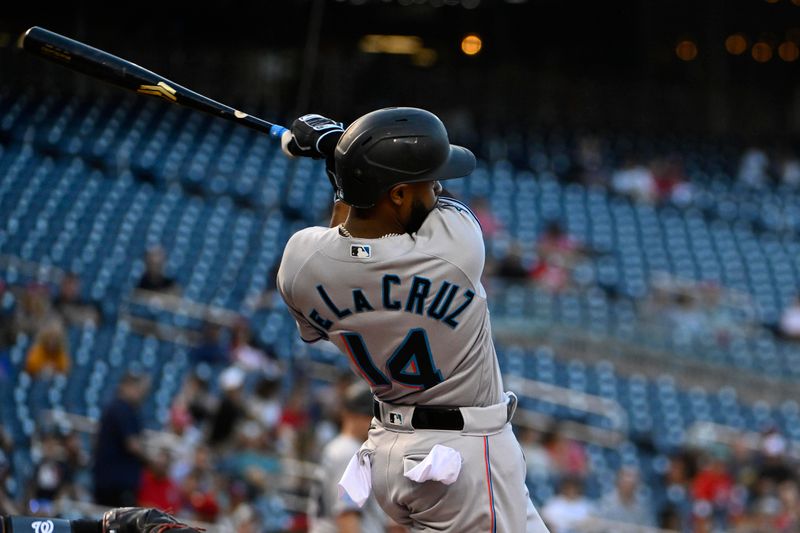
342, 328, 444, 390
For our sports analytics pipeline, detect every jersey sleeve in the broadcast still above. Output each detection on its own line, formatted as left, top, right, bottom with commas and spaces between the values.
276, 231, 328, 343
415, 196, 485, 288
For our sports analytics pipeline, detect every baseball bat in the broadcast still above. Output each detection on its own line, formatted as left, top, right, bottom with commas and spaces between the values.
18, 26, 288, 139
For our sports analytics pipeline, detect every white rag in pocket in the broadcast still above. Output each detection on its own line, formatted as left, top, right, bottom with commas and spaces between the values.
403, 444, 463, 485
337, 448, 373, 508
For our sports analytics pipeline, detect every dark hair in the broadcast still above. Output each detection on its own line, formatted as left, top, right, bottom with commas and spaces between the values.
343, 383, 374, 416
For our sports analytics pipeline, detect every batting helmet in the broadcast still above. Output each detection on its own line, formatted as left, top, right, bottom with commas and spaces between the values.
334, 107, 476, 208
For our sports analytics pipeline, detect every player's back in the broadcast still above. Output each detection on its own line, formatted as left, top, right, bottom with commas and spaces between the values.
278, 198, 504, 407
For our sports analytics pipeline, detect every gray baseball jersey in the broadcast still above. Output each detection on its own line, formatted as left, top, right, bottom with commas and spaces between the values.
278, 197, 549, 532
277, 197, 504, 408
309, 434, 386, 533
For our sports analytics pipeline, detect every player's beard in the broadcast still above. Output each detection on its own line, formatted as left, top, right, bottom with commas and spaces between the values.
405, 198, 433, 234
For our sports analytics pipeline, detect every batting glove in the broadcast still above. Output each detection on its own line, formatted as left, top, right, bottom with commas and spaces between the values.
102, 507, 202, 533
281, 114, 344, 159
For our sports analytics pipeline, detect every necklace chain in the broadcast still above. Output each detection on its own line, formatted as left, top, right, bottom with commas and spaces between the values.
339, 224, 402, 239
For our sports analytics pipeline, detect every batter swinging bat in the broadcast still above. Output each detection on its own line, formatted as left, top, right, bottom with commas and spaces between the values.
18, 26, 288, 139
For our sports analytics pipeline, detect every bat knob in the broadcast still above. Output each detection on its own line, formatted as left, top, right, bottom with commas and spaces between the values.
17, 27, 36, 50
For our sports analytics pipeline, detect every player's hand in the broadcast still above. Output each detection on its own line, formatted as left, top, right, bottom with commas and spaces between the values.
281, 114, 344, 159
102, 507, 201, 533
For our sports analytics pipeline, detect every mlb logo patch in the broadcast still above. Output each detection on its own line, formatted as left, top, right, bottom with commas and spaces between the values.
351, 244, 372, 258
388, 412, 403, 425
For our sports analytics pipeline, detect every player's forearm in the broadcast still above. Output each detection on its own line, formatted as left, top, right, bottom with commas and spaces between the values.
330, 200, 350, 228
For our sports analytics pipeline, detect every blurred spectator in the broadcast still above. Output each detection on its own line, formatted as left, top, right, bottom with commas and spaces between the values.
573, 135, 608, 186
657, 452, 695, 531
0, 425, 15, 515
692, 450, 734, 530
308, 383, 394, 533
24, 319, 70, 377
775, 480, 800, 532
14, 283, 55, 337
698, 282, 752, 343
541, 476, 595, 533
167, 371, 213, 487
216, 480, 253, 531
137, 449, 181, 512
471, 197, 503, 238
495, 244, 530, 284
170, 370, 214, 438
517, 426, 553, 481
537, 221, 585, 265
54, 273, 100, 327
208, 366, 247, 448
643, 274, 759, 345
778, 295, 800, 341
171, 443, 211, 488
188, 322, 227, 368
229, 317, 281, 378
667, 291, 708, 339
649, 154, 688, 202
179, 445, 220, 523
728, 435, 759, 521
738, 147, 770, 188
594, 467, 655, 526
779, 153, 800, 187
247, 376, 282, 434
28, 433, 72, 514
137, 246, 179, 294
309, 373, 357, 455
530, 221, 586, 292
0, 446, 16, 515
758, 427, 795, 487
277, 384, 313, 460
542, 423, 588, 479
611, 156, 657, 203
223, 420, 280, 485
92, 370, 149, 507
61, 431, 91, 502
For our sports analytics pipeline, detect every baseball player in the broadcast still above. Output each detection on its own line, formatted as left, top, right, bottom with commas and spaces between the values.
277, 108, 550, 532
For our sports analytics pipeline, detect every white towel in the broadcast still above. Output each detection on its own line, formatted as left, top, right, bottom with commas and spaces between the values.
337, 450, 373, 508
403, 444, 463, 485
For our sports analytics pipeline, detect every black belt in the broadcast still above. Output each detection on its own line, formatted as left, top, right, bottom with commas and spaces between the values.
373, 400, 465, 431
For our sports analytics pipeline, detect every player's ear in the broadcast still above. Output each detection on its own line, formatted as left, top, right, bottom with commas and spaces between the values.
388, 184, 408, 207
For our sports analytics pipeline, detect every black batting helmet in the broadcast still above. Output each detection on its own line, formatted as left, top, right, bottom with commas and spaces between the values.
334, 107, 476, 208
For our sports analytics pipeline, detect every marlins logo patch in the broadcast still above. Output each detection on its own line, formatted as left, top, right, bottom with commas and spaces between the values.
351, 244, 372, 258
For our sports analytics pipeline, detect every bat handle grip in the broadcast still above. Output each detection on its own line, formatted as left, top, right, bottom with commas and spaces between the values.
269, 125, 288, 139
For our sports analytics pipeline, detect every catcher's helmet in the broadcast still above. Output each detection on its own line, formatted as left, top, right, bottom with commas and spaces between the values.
334, 107, 476, 208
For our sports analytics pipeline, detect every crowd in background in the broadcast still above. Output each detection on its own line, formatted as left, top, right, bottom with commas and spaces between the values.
519, 424, 800, 532
1, 142, 800, 532
2, 355, 800, 532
